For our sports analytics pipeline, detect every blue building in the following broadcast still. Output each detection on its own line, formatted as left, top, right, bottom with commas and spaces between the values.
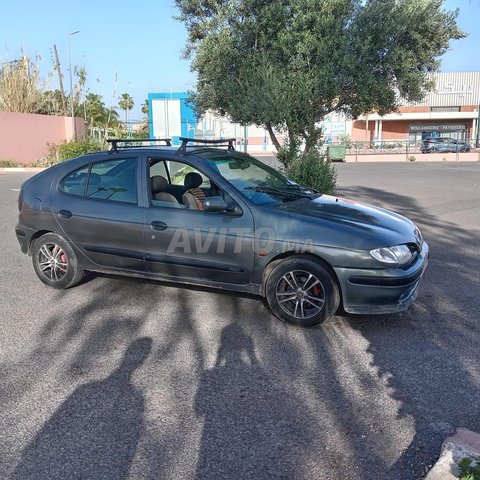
148, 92, 198, 145
148, 91, 276, 152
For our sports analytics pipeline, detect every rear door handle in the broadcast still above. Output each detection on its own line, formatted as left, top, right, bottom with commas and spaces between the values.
150, 221, 168, 231
58, 209, 72, 219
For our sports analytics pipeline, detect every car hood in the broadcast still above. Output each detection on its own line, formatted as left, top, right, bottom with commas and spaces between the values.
271, 194, 419, 249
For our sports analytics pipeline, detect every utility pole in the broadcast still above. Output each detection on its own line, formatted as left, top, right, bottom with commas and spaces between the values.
68, 30, 80, 141
52, 44, 68, 115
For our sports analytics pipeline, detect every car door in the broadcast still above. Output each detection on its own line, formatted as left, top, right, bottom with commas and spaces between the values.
143, 157, 255, 284
54, 155, 146, 272
438, 139, 452, 152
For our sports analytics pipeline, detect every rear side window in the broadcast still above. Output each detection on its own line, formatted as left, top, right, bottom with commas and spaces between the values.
87, 158, 137, 203
150, 160, 168, 178
59, 165, 90, 196
168, 161, 210, 187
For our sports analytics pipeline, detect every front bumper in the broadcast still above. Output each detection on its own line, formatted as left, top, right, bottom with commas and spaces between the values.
334, 242, 429, 315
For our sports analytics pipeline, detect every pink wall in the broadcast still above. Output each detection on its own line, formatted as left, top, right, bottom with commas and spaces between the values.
0, 111, 85, 164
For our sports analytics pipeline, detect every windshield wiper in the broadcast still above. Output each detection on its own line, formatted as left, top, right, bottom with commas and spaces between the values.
284, 184, 319, 194
244, 186, 314, 199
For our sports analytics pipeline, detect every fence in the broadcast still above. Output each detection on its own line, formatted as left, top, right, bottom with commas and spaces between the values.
324, 139, 479, 162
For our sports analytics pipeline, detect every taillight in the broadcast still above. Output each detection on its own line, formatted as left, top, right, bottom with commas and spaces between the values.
18, 189, 23, 212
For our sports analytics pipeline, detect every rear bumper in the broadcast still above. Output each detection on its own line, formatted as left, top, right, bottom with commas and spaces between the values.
334, 242, 429, 315
15, 224, 36, 254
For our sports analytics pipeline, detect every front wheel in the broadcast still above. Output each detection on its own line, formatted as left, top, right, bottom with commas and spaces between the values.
32, 233, 84, 289
265, 256, 340, 327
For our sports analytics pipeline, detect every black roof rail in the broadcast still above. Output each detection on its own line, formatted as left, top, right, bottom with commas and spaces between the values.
107, 138, 172, 151
177, 137, 236, 153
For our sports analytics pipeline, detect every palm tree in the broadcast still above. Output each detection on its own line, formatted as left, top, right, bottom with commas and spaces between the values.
74, 66, 87, 118
139, 98, 150, 136
141, 98, 149, 115
118, 93, 134, 131
84, 92, 119, 137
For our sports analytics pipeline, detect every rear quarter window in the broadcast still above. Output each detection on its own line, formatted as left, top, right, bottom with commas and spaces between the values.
86, 158, 137, 204
59, 165, 90, 196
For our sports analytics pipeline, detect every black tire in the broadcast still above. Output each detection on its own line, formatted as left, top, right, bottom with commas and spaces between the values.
32, 233, 84, 289
265, 255, 340, 327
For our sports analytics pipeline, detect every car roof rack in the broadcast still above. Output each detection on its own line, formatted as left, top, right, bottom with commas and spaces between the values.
107, 138, 172, 151
177, 137, 236, 153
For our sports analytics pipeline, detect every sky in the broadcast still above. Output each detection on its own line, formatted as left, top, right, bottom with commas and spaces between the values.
1, 0, 479, 121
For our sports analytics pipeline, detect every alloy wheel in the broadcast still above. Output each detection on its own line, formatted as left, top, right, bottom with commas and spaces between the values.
37, 243, 68, 282
275, 270, 325, 319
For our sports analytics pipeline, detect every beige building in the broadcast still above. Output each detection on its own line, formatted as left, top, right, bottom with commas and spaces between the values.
352, 72, 480, 144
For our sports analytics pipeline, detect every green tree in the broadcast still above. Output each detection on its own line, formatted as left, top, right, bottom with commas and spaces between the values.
141, 98, 149, 115
139, 99, 150, 136
176, 0, 465, 165
118, 93, 135, 129
83, 92, 119, 135
38, 89, 66, 115
74, 66, 87, 117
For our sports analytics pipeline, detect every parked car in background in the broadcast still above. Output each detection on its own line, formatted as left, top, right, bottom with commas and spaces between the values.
16, 137, 429, 327
420, 137, 470, 153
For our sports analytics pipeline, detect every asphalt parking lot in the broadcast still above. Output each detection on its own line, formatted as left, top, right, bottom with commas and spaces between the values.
1, 161, 479, 480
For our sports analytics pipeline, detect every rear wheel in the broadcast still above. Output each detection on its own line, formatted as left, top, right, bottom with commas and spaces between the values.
32, 233, 84, 289
265, 256, 340, 327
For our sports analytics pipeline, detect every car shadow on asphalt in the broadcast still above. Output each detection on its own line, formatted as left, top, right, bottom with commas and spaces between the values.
10, 337, 152, 480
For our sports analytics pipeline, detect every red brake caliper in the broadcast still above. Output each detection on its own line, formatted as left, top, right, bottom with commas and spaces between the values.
312, 286, 320, 296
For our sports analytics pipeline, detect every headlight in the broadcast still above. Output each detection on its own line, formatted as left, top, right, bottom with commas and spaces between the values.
370, 244, 415, 265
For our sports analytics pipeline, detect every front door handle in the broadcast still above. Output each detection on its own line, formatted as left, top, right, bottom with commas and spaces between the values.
150, 221, 168, 231
58, 209, 72, 219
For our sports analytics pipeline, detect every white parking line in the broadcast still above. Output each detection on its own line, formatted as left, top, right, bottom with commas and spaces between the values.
10, 188, 20, 192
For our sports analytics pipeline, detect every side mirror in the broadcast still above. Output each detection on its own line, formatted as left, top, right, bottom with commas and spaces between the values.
204, 196, 228, 213
226, 202, 243, 216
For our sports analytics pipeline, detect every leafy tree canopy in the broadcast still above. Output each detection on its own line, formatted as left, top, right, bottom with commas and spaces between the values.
176, 0, 465, 161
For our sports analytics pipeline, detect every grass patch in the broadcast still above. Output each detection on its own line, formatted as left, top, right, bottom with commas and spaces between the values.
459, 457, 480, 480
0, 160, 20, 167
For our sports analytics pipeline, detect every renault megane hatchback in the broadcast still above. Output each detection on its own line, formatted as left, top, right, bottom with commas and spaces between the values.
15, 137, 429, 327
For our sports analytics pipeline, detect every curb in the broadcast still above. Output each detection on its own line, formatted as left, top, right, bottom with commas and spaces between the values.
426, 428, 480, 480
0, 167, 46, 173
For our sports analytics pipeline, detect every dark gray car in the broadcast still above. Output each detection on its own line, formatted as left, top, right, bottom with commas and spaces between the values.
16, 138, 429, 327
420, 137, 470, 153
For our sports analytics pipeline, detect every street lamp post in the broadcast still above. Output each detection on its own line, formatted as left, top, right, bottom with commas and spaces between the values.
68, 30, 80, 141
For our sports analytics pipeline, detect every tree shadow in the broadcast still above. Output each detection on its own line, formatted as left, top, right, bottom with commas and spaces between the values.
10, 337, 152, 480
4, 177, 479, 479
334, 184, 480, 478
193, 323, 313, 479
32, 276, 163, 376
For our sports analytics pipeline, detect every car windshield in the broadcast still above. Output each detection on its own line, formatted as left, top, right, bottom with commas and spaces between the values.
205, 152, 316, 205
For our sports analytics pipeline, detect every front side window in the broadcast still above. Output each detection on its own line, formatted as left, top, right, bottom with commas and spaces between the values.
87, 158, 137, 203
149, 158, 216, 210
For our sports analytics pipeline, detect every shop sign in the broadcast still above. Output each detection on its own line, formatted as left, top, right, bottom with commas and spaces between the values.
410, 124, 466, 132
